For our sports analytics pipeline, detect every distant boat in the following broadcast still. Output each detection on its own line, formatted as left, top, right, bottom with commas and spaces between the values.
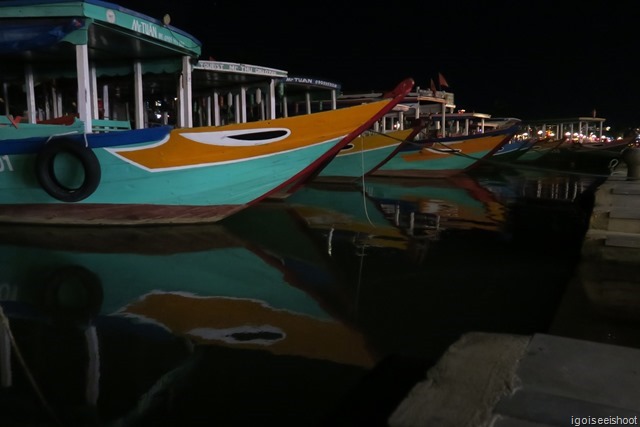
515, 136, 566, 163
0, 0, 414, 225
514, 116, 632, 172
491, 137, 537, 162
314, 126, 424, 183
368, 123, 520, 178
536, 135, 636, 173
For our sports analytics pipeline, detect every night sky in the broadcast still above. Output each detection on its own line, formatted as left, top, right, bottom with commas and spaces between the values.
12, 0, 640, 132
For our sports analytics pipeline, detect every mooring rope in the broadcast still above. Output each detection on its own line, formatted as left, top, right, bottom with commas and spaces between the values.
358, 133, 376, 227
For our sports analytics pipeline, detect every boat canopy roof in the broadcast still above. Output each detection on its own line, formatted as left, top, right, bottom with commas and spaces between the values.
0, 0, 202, 79
525, 117, 606, 126
192, 61, 288, 94
430, 112, 492, 120
285, 77, 341, 92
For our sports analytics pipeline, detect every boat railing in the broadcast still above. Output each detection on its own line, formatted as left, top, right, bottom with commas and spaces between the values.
91, 119, 132, 133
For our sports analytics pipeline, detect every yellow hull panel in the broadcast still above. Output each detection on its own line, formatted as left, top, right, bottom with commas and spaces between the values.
114, 100, 395, 170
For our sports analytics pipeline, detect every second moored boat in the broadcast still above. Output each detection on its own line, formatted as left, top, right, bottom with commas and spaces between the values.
368, 122, 521, 178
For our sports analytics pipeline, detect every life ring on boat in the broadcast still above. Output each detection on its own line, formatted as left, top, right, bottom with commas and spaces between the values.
43, 265, 103, 322
35, 138, 101, 202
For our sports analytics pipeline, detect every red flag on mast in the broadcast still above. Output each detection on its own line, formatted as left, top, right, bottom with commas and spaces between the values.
430, 78, 437, 95
438, 72, 449, 88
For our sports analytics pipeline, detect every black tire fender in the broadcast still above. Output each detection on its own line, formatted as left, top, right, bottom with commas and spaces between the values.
35, 138, 101, 202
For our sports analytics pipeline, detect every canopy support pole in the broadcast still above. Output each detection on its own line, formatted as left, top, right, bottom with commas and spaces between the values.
213, 92, 220, 126
234, 94, 240, 124
75, 44, 92, 133
206, 95, 212, 126
179, 56, 193, 128
3, 83, 10, 116
90, 65, 99, 119
133, 61, 144, 129
240, 86, 247, 123
24, 65, 37, 123
269, 80, 276, 119
102, 85, 110, 120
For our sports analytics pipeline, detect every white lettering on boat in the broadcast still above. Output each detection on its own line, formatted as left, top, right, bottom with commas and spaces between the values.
194, 61, 287, 78
130, 19, 180, 45
131, 19, 158, 38
285, 77, 340, 89
0, 155, 14, 172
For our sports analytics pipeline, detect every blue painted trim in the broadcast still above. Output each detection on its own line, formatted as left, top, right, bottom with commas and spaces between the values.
0, 126, 172, 155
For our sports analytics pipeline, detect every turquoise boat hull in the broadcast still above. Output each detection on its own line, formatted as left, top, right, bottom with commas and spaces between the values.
371, 125, 520, 178
0, 136, 340, 206
318, 143, 401, 179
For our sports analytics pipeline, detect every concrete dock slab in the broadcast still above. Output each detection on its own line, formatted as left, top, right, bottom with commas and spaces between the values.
389, 333, 640, 427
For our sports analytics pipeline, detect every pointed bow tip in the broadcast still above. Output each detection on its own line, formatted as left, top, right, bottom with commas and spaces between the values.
385, 78, 415, 99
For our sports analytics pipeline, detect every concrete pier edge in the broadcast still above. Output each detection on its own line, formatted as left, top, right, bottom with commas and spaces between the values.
388, 160, 640, 427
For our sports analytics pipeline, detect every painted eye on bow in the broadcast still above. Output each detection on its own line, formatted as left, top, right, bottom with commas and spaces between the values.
227, 130, 289, 141
178, 128, 292, 146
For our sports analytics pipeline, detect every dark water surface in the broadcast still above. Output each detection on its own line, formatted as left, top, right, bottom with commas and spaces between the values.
0, 164, 635, 426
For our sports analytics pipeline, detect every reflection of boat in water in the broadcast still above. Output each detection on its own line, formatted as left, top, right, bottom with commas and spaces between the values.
362, 175, 506, 237
284, 183, 410, 250
475, 168, 605, 204
0, 224, 372, 364
277, 176, 508, 272
0, 222, 374, 424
